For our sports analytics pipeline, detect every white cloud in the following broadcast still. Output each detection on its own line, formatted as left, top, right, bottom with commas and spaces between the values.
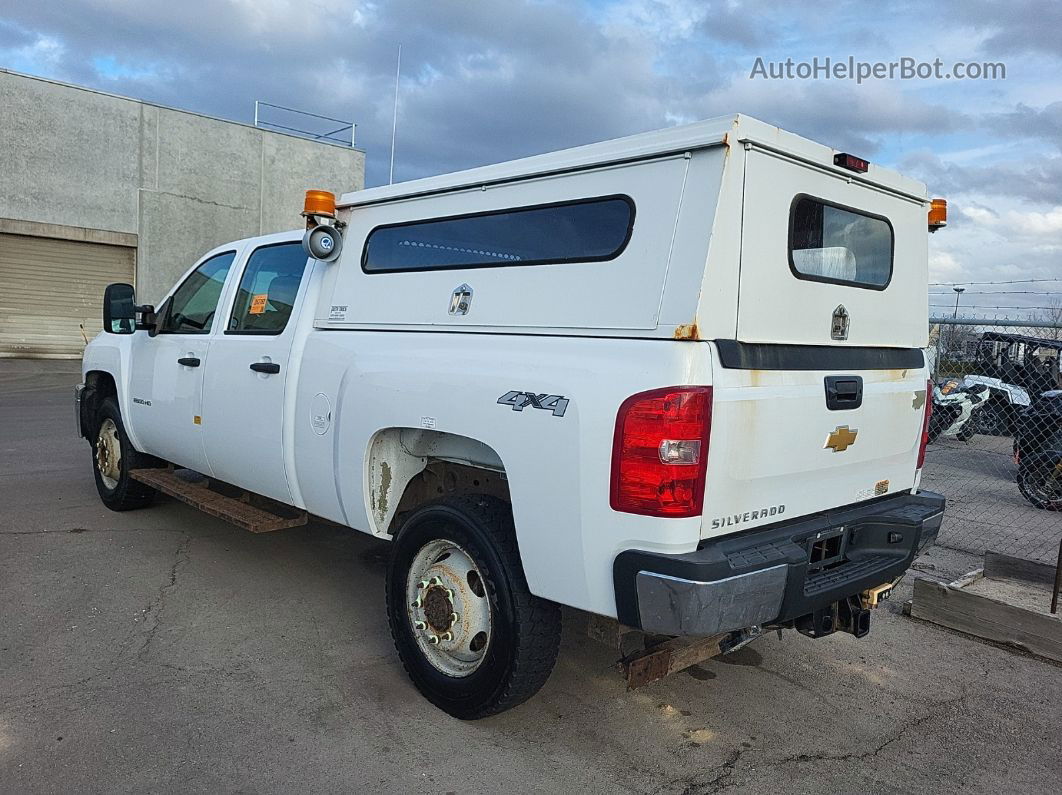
0, 0, 1060, 305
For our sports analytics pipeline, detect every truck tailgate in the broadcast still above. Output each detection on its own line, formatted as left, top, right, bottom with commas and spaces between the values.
702, 349, 927, 540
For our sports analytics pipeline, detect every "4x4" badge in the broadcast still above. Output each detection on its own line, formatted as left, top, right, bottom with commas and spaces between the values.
497, 391, 569, 417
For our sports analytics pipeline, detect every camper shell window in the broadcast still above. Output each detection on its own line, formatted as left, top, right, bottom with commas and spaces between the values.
788, 194, 894, 290
361, 195, 635, 273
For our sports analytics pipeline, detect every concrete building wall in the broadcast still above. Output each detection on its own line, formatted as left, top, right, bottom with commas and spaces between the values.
0, 69, 365, 304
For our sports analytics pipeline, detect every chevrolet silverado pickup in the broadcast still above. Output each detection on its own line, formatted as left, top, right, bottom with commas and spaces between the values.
78, 115, 945, 718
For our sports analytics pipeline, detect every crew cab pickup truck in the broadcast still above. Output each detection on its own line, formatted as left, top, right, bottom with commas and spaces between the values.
78, 114, 945, 718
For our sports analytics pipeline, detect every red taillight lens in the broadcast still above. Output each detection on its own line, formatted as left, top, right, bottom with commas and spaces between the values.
917, 379, 933, 469
610, 386, 712, 517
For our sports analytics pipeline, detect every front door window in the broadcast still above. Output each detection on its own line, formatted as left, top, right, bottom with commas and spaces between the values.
160, 251, 237, 334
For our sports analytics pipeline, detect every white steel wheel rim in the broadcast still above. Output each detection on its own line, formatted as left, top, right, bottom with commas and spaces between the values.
406, 538, 492, 677
95, 418, 122, 490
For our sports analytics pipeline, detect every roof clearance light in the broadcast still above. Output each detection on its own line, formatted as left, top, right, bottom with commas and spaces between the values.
303, 189, 336, 219
833, 153, 870, 173
928, 198, 947, 231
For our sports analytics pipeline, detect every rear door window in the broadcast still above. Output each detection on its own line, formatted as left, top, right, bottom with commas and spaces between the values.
227, 242, 309, 334
789, 195, 893, 289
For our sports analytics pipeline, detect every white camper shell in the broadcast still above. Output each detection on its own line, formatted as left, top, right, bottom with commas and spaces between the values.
79, 114, 945, 718
320, 114, 927, 346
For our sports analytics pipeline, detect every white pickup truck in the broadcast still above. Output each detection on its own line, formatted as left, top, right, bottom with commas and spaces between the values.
78, 114, 945, 718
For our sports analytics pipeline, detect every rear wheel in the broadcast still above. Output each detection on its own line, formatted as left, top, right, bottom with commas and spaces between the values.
385, 495, 561, 719
91, 396, 158, 511
1017, 463, 1062, 511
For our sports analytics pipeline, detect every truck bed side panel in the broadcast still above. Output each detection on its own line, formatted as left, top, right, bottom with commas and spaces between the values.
293, 331, 709, 617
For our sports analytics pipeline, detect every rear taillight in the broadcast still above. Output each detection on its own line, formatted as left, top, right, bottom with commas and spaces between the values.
917, 379, 932, 468
610, 386, 712, 517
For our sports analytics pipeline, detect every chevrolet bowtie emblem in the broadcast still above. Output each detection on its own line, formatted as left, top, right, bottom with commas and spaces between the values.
825, 425, 858, 453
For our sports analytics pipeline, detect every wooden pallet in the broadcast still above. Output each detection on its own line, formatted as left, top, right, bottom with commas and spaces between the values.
130, 468, 308, 533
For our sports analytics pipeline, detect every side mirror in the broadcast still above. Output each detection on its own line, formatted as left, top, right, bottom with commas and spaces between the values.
103, 283, 136, 334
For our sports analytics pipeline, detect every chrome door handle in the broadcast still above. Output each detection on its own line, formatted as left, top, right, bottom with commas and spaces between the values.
249, 362, 280, 374
177, 357, 201, 367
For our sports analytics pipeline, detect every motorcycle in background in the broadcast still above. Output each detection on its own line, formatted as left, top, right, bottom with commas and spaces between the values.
1014, 390, 1062, 511
927, 378, 991, 443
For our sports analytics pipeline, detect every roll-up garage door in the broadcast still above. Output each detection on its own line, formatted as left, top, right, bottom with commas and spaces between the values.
0, 233, 135, 357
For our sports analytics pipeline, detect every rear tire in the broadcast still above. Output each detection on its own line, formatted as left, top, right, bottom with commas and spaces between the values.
385, 495, 561, 719
91, 396, 158, 511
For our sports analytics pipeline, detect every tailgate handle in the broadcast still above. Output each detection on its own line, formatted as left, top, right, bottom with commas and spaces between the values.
825, 376, 863, 410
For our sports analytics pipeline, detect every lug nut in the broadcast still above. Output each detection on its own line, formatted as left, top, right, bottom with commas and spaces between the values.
427, 634, 440, 645
445, 589, 454, 600
431, 576, 443, 586
411, 597, 422, 608
418, 580, 429, 589
413, 621, 426, 630
450, 612, 459, 624
440, 632, 453, 642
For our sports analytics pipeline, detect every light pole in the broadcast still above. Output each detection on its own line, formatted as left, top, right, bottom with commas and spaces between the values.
952, 286, 965, 318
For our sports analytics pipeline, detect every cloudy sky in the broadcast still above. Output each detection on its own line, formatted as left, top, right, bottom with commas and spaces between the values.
2, 0, 1060, 318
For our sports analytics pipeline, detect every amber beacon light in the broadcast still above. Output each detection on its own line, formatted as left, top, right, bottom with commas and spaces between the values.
303, 189, 337, 219
301, 189, 343, 262
928, 198, 947, 232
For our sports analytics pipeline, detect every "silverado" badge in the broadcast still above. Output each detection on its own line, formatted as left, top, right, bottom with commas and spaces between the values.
710, 504, 786, 530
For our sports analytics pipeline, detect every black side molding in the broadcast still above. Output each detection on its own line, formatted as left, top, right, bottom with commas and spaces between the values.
713, 340, 924, 371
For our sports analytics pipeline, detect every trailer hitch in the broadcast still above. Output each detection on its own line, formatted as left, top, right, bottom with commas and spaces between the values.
795, 595, 873, 640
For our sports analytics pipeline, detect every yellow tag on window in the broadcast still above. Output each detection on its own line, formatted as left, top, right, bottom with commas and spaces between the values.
250, 294, 268, 315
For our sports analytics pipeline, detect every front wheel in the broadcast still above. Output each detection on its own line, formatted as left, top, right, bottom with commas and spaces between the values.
1017, 463, 1062, 511
956, 420, 977, 442
974, 401, 1009, 437
385, 495, 562, 719
91, 396, 158, 511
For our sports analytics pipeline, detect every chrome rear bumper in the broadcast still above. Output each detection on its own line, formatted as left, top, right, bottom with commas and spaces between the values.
615, 490, 946, 637
635, 565, 787, 636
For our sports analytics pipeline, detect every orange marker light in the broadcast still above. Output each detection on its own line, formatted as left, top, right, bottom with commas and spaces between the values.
928, 198, 947, 230
303, 189, 336, 218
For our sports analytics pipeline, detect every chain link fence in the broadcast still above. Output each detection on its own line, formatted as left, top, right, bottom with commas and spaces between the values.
922, 317, 1062, 564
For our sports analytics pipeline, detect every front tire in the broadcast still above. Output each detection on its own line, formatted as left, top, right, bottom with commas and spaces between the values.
385, 495, 561, 719
91, 396, 158, 511
1017, 463, 1062, 511
974, 401, 1009, 437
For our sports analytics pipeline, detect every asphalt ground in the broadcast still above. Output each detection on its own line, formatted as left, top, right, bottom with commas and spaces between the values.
922, 433, 1062, 564
1, 360, 1060, 794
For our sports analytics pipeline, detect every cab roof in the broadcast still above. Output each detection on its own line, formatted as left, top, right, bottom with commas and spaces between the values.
339, 114, 927, 208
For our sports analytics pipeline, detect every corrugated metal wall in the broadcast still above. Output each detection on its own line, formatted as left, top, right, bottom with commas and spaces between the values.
0, 233, 135, 357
